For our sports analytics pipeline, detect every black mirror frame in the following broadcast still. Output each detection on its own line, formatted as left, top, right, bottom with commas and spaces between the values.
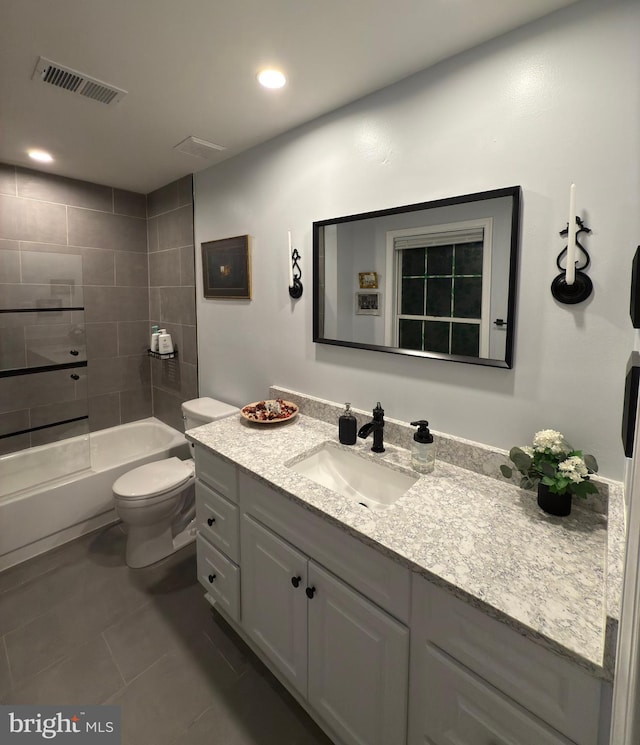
312, 185, 521, 369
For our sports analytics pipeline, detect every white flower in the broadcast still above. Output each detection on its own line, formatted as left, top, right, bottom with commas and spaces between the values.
533, 429, 568, 454
558, 455, 589, 483
521, 446, 535, 457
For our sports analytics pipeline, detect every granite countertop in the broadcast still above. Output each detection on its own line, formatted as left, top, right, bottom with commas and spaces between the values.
187, 410, 624, 681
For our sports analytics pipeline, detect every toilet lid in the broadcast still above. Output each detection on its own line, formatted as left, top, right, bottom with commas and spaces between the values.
113, 457, 194, 499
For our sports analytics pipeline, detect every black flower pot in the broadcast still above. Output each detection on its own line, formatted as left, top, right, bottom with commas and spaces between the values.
537, 483, 571, 516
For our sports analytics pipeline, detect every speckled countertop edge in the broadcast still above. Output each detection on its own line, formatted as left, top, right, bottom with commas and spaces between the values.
188, 389, 625, 682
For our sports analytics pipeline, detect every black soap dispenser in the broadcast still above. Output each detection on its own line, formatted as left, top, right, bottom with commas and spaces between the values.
410, 420, 435, 473
339, 403, 357, 445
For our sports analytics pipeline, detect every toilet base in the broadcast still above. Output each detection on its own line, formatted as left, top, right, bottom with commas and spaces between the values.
125, 518, 197, 568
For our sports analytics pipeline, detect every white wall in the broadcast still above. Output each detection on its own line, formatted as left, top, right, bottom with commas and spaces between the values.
195, 0, 639, 480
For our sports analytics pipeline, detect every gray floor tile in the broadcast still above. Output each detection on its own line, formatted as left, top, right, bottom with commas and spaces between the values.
3, 636, 124, 705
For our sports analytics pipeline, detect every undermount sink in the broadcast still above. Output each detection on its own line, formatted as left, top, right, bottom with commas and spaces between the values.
288, 441, 418, 510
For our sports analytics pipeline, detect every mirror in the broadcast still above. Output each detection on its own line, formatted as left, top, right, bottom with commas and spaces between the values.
313, 186, 521, 368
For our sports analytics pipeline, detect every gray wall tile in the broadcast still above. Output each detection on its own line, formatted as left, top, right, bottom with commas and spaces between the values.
0, 432, 31, 456
20, 250, 83, 286
116, 251, 148, 287
149, 249, 180, 287
85, 322, 118, 359
88, 393, 121, 431
0, 283, 76, 311
120, 388, 152, 423
147, 217, 159, 252
159, 286, 195, 326
0, 247, 20, 283
157, 205, 193, 249
181, 325, 197, 365
147, 181, 179, 218
0, 195, 67, 244
180, 245, 195, 286
0, 327, 26, 369
114, 189, 146, 218
0, 369, 80, 412
84, 286, 149, 323
0, 164, 16, 196
118, 321, 149, 356
152, 387, 184, 431
68, 208, 147, 252
149, 287, 161, 322
87, 357, 122, 396
82, 248, 116, 286
16, 168, 113, 211
30, 399, 88, 428
177, 175, 193, 207
0, 409, 29, 436
120, 354, 151, 391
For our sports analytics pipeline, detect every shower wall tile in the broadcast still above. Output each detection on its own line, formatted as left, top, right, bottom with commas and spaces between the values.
177, 175, 193, 207
17, 168, 113, 212
120, 355, 151, 391
181, 325, 197, 365
67, 208, 147, 252
152, 388, 184, 431
20, 250, 83, 285
120, 388, 152, 423
0, 284, 77, 311
149, 249, 180, 287
180, 245, 195, 286
157, 205, 193, 250
117, 321, 149, 356
88, 393, 121, 432
82, 248, 116, 286
84, 286, 149, 323
30, 399, 88, 428
0, 247, 20, 283
85, 322, 118, 359
30, 419, 89, 447
115, 251, 148, 287
0, 370, 79, 413
147, 181, 180, 218
0, 327, 26, 370
0, 164, 17, 195
147, 217, 159, 253
114, 189, 146, 219
0, 195, 67, 244
149, 288, 161, 322
0, 409, 29, 437
87, 357, 123, 397
158, 286, 195, 326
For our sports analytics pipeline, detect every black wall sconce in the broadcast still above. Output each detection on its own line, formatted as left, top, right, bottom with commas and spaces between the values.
288, 231, 303, 299
551, 184, 593, 305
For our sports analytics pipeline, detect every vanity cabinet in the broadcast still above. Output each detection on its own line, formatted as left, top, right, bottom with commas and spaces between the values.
408, 576, 608, 745
240, 475, 410, 745
194, 447, 240, 622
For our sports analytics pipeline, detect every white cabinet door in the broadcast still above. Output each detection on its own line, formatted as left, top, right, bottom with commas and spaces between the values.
241, 514, 308, 697
409, 644, 574, 745
308, 561, 409, 745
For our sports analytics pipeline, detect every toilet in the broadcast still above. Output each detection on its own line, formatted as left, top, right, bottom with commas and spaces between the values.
112, 397, 238, 568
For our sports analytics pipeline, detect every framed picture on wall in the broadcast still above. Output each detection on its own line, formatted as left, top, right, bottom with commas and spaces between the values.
358, 271, 378, 289
201, 235, 251, 299
355, 291, 381, 315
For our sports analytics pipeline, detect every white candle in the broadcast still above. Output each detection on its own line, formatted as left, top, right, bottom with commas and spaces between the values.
288, 231, 294, 287
566, 183, 576, 285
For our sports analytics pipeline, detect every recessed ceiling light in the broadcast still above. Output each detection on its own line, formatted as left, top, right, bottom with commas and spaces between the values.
28, 149, 53, 163
257, 69, 286, 89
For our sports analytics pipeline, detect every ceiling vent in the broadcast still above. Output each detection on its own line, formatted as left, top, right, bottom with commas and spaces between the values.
32, 57, 127, 105
174, 136, 226, 159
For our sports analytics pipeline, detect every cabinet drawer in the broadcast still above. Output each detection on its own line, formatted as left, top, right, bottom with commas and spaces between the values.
414, 644, 573, 745
194, 446, 238, 503
196, 480, 239, 562
239, 471, 411, 624
412, 576, 601, 745
197, 534, 240, 622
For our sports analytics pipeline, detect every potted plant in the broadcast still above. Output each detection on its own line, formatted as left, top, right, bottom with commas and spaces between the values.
500, 429, 598, 516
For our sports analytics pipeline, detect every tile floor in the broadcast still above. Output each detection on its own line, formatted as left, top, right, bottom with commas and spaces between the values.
0, 525, 334, 744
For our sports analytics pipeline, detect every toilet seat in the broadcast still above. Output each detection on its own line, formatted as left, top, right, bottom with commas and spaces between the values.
113, 457, 195, 500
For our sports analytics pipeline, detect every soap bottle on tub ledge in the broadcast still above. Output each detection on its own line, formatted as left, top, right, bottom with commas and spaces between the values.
410, 420, 435, 473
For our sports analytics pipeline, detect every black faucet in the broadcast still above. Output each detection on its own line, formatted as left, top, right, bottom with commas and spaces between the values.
358, 402, 385, 453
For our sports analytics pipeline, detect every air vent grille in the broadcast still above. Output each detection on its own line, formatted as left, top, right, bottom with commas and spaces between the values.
174, 136, 226, 160
32, 57, 127, 105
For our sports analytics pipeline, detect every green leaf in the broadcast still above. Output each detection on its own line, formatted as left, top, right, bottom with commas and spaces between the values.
500, 465, 513, 478
520, 477, 536, 490
541, 475, 555, 486
584, 454, 598, 473
540, 461, 556, 478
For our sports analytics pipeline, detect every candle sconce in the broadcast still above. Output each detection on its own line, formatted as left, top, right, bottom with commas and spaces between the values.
550, 217, 593, 305
289, 248, 303, 299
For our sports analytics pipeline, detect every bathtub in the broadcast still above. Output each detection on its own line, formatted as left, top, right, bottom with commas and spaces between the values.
0, 418, 189, 571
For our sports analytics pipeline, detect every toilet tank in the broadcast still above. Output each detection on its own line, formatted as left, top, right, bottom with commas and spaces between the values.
181, 397, 239, 430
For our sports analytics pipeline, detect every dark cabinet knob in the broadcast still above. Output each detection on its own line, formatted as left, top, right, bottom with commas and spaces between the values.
305, 586, 316, 599
291, 576, 301, 588
69, 349, 79, 356
208, 574, 216, 583
70, 374, 80, 380
207, 517, 216, 526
